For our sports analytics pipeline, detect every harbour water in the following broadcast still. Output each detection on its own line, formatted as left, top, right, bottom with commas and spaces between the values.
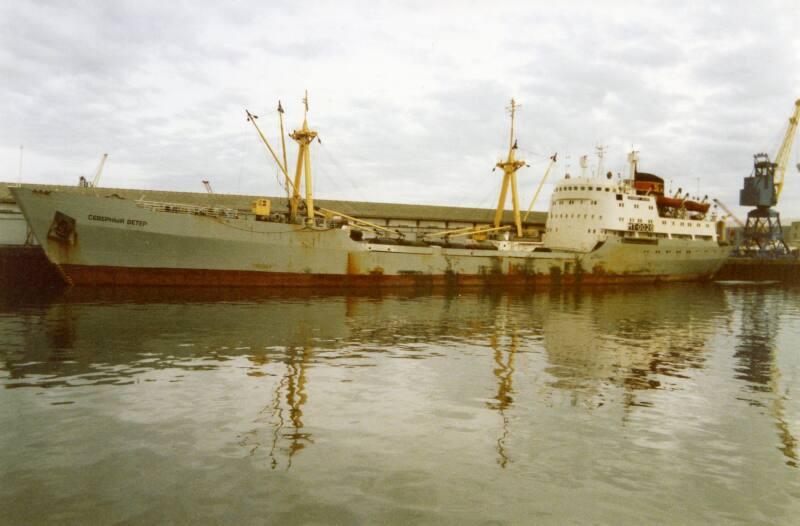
1, 283, 799, 524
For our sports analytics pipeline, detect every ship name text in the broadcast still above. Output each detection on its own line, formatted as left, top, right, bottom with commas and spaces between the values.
88, 214, 148, 227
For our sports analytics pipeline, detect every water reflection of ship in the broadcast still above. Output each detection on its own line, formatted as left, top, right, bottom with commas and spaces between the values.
240, 345, 313, 470
486, 301, 520, 468
541, 285, 729, 411
0, 287, 352, 388
479, 285, 732, 467
1, 283, 758, 471
732, 287, 798, 467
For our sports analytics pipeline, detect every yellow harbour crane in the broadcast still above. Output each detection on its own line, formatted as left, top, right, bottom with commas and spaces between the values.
774, 99, 800, 201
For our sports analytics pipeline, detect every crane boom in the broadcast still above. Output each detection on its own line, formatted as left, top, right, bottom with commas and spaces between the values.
774, 99, 800, 201
713, 198, 744, 227
523, 153, 557, 222
91, 153, 108, 187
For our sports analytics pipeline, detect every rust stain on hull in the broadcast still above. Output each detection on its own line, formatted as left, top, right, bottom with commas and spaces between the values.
346, 253, 359, 275
56, 264, 717, 288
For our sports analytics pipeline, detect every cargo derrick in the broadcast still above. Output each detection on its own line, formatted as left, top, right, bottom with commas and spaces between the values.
736, 98, 800, 257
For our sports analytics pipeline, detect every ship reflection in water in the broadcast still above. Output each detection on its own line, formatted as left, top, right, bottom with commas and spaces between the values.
1, 283, 799, 523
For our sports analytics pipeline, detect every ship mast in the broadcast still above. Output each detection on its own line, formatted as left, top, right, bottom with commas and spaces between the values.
493, 99, 526, 237
278, 101, 290, 198
289, 91, 319, 224
628, 150, 639, 179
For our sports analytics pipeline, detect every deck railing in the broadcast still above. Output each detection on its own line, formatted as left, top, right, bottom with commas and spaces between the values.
135, 200, 243, 219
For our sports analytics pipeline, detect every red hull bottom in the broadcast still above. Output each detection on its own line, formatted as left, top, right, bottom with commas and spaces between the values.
56, 264, 715, 288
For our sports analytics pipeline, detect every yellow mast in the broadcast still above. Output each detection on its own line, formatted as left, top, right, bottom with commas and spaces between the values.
289, 91, 318, 224
493, 99, 526, 237
774, 98, 800, 201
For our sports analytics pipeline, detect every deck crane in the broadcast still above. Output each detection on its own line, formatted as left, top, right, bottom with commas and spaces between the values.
737, 99, 800, 256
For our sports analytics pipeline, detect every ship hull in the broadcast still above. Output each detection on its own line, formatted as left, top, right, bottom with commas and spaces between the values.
12, 188, 730, 288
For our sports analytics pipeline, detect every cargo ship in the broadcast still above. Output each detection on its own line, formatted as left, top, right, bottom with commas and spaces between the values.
11, 97, 731, 287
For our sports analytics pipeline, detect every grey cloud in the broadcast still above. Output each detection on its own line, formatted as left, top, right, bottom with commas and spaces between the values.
1, 0, 799, 216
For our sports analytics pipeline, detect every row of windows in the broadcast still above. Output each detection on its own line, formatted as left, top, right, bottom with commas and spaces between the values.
661, 220, 711, 228
545, 227, 601, 234
551, 213, 604, 220
617, 203, 655, 210
617, 217, 654, 224
554, 199, 599, 206
553, 207, 712, 231
556, 186, 615, 193
552, 213, 712, 229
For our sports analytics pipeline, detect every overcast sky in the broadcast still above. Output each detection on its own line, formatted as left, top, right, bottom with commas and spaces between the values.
2, 0, 799, 218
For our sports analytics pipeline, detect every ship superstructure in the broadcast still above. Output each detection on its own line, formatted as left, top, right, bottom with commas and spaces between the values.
546, 152, 721, 253
11, 96, 731, 287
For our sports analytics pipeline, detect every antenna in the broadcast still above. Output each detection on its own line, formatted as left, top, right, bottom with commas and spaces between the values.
595, 144, 607, 179
627, 149, 639, 179
18, 145, 23, 183
506, 98, 520, 150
